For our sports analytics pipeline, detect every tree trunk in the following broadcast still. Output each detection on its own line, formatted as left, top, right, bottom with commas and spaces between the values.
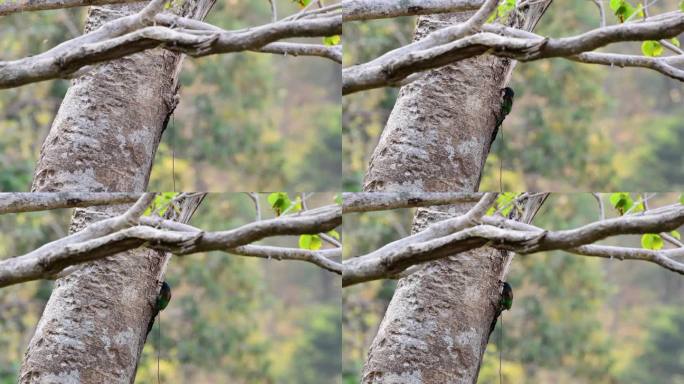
20, 207, 168, 383
31, 0, 213, 192
362, 206, 507, 384
361, 5, 551, 383
20, 1, 213, 382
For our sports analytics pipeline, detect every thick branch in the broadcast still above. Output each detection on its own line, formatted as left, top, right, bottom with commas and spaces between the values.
0, 192, 141, 214
0, 204, 341, 287
0, 0, 136, 15
343, 0, 484, 21
343, 204, 684, 286
343, 12, 684, 94
0, 15, 341, 88
342, 192, 483, 212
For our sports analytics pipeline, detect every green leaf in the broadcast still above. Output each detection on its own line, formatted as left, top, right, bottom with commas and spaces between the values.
486, 192, 519, 216
680, 0, 684, 12
292, 0, 311, 7
299, 234, 322, 250
323, 35, 341, 46
671, 230, 681, 240
610, 0, 642, 22
144, 192, 179, 216
672, 37, 681, 48
641, 233, 664, 250
497, 0, 517, 22
641, 40, 664, 57
499, 0, 516, 13
487, 0, 517, 23
267, 192, 292, 216
334, 194, 342, 205
327, 229, 340, 240
609, 192, 633, 215
608, 192, 623, 206
680, 194, 684, 205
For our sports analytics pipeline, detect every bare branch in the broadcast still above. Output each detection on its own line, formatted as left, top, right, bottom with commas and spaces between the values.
246, 192, 262, 221
268, 0, 277, 23
342, 192, 484, 213
343, 11, 684, 94
117, 192, 156, 225
570, 51, 684, 83
591, 0, 606, 28
343, 201, 684, 286
230, 245, 342, 273
0, 192, 141, 214
0, 204, 341, 288
569, 245, 684, 274
255, 42, 342, 63
0, 14, 342, 89
342, 0, 484, 21
0, 0, 137, 16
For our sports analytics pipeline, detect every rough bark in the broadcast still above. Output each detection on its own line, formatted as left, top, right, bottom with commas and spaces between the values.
363, 6, 549, 193
20, 206, 166, 383
362, 207, 506, 384
20, 1, 213, 382
31, 0, 213, 192
361, 4, 551, 383
362, 13, 510, 193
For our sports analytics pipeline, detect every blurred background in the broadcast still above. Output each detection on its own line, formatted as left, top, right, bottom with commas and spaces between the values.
0, 193, 341, 383
342, 0, 684, 191
0, 1, 341, 192
342, 193, 684, 384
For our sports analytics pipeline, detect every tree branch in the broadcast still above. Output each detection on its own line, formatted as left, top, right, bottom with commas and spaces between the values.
0, 12, 341, 89
343, 11, 684, 94
0, 204, 341, 287
0, 192, 141, 214
342, 0, 484, 21
0, 0, 137, 16
229, 245, 342, 273
342, 192, 484, 213
343, 200, 684, 286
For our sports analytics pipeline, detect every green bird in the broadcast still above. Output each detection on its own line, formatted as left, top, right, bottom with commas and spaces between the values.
490, 87, 515, 147
146, 281, 172, 338
489, 281, 514, 337
500, 281, 513, 311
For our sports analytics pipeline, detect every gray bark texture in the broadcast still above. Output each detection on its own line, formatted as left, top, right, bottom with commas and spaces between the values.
20, 206, 166, 383
20, 1, 212, 382
362, 206, 506, 384
362, 13, 509, 193
361, 4, 551, 383
31, 0, 212, 192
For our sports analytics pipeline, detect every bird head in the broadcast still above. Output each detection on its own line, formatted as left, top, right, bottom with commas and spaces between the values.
502, 87, 514, 99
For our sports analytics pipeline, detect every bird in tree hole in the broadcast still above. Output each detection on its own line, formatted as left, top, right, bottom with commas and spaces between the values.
500, 281, 513, 311
146, 281, 172, 338
488, 281, 514, 337
490, 87, 515, 147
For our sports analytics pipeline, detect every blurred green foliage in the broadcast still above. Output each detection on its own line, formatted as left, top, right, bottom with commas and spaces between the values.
343, 1, 684, 191
0, 1, 341, 192
622, 306, 684, 384
0, 193, 341, 383
342, 193, 684, 383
